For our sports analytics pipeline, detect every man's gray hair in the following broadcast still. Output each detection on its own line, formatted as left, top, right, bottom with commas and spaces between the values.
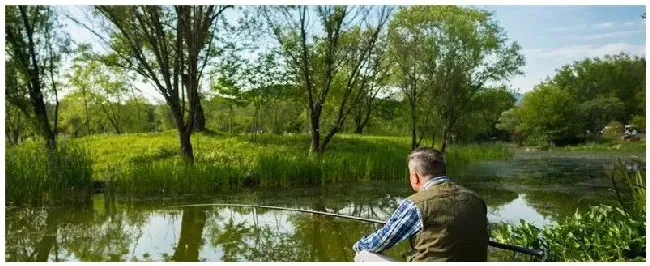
407, 147, 446, 178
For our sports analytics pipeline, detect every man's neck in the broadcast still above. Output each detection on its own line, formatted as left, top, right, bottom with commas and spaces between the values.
420, 175, 449, 191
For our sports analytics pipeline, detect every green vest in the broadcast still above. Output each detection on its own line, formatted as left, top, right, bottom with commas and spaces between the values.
406, 181, 488, 262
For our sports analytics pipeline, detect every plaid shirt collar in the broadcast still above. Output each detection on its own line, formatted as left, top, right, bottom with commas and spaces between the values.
422, 175, 450, 191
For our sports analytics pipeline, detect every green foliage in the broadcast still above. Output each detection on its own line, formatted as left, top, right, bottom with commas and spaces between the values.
492, 162, 646, 261
579, 97, 625, 133
454, 88, 517, 142
6, 140, 93, 205
517, 83, 582, 144
552, 53, 645, 122
496, 108, 520, 134
603, 121, 624, 140
519, 53, 645, 144
5, 5, 69, 149
630, 115, 645, 132
387, 6, 524, 150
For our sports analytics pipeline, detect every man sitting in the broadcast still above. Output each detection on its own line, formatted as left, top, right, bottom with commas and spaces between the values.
353, 147, 488, 262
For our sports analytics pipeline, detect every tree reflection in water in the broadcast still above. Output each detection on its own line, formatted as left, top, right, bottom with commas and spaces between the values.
7, 154, 635, 262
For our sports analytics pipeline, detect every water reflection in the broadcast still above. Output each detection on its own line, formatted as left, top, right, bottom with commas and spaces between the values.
5, 151, 642, 261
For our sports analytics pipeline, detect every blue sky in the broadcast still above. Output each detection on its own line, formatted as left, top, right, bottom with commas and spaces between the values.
60, 5, 647, 101
479, 5, 646, 93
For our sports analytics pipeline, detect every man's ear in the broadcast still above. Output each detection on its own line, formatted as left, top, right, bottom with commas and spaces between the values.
413, 171, 421, 185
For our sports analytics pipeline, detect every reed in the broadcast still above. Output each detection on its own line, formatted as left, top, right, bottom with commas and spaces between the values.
6, 140, 93, 205
7, 132, 514, 200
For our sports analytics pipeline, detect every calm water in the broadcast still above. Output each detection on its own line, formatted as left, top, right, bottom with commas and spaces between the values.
5, 151, 644, 262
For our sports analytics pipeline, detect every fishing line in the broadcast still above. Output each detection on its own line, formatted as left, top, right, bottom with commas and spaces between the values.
167, 202, 546, 260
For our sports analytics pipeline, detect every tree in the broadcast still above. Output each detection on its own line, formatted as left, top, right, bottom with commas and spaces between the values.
351, 34, 393, 134
263, 6, 393, 154
517, 82, 582, 144
209, 52, 248, 134
5, 102, 30, 145
5, 6, 66, 150
578, 97, 625, 134
65, 43, 138, 134
496, 108, 520, 135
551, 54, 646, 123
454, 87, 516, 142
78, 6, 231, 162
388, 6, 524, 151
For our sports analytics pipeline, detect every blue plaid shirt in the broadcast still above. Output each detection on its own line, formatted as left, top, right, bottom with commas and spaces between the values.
352, 176, 450, 253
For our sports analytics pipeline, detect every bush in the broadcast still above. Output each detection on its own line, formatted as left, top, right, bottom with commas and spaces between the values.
630, 115, 645, 133
602, 121, 624, 140
491, 161, 646, 261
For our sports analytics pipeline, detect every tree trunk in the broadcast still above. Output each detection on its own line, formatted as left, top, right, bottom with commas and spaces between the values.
179, 128, 194, 163
273, 105, 278, 134
355, 102, 374, 134
431, 131, 436, 149
170, 100, 194, 163
47, 28, 59, 137
354, 104, 363, 134
309, 109, 321, 155
410, 100, 417, 151
192, 98, 206, 132
19, 6, 56, 150
228, 103, 233, 134
9, 110, 22, 145
440, 130, 449, 153
81, 87, 91, 135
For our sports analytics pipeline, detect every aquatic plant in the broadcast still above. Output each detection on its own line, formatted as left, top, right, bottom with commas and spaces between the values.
491, 160, 646, 261
6, 140, 93, 205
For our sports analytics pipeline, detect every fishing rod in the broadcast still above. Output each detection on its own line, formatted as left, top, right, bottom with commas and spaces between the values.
168, 203, 546, 260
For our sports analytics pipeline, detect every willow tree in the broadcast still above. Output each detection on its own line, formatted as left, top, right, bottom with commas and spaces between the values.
78, 6, 230, 162
263, 6, 393, 154
389, 6, 524, 152
5, 6, 66, 150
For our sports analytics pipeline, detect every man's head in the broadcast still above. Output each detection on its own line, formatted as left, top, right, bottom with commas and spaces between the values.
407, 147, 446, 192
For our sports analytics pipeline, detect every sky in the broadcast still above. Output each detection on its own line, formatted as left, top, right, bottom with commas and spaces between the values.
480, 5, 646, 93
59, 5, 647, 102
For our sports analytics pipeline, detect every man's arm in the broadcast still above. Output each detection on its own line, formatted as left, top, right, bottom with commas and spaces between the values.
352, 199, 422, 253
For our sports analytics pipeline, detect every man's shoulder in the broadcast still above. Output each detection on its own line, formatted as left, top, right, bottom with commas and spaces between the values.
407, 182, 481, 203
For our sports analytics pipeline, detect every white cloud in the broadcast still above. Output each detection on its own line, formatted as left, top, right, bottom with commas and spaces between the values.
621, 21, 637, 27
549, 25, 585, 32
572, 30, 644, 41
593, 22, 615, 29
524, 43, 646, 60
513, 43, 645, 92
620, 20, 646, 28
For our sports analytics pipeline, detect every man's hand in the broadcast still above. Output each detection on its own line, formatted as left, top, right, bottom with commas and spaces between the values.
354, 251, 397, 262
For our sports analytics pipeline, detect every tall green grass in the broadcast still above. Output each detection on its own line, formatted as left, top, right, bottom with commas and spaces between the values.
6, 140, 93, 205
8, 132, 514, 199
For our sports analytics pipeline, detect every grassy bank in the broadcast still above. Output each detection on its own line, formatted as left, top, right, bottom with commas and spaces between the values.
83, 132, 514, 196
7, 132, 513, 199
6, 141, 93, 204
548, 141, 646, 152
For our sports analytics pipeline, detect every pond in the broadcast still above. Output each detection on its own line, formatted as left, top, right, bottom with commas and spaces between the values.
4, 151, 644, 262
